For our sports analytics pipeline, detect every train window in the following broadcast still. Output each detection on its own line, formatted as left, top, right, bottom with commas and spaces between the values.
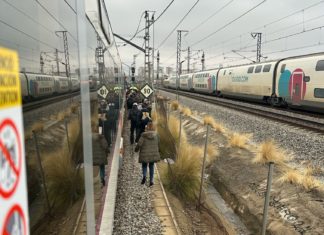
314, 88, 324, 98
315, 60, 324, 71
247, 66, 254, 73
263, 64, 271, 72
280, 64, 286, 73
223, 70, 226, 75
255, 65, 262, 73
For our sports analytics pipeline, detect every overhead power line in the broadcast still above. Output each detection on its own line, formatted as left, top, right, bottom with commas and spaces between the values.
203, 0, 324, 52
132, 0, 176, 38
128, 12, 146, 41
187, 0, 235, 36
191, 0, 266, 47
157, 0, 200, 49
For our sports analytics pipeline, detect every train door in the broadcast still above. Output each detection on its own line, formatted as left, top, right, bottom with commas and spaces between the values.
289, 68, 306, 105
207, 74, 211, 92
211, 74, 216, 92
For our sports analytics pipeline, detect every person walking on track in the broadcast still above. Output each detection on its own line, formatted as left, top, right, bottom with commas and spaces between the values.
128, 102, 139, 144
135, 121, 160, 186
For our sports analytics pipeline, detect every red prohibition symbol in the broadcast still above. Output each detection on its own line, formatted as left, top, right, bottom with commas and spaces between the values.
0, 118, 22, 198
2, 204, 27, 235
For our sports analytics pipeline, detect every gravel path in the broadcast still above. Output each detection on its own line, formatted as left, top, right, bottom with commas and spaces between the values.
160, 90, 324, 169
113, 122, 163, 235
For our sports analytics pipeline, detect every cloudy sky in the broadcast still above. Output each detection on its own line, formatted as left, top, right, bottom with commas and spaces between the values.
107, 0, 324, 73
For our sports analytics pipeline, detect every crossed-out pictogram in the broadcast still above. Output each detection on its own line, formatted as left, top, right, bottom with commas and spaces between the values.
0, 118, 22, 198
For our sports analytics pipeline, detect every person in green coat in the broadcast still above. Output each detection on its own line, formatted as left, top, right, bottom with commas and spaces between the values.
135, 120, 160, 186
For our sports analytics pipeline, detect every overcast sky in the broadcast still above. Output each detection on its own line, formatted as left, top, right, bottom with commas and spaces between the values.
107, 0, 324, 72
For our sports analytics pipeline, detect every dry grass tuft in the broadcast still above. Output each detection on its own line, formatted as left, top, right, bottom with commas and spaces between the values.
181, 107, 192, 116
32, 122, 45, 132
170, 100, 179, 111
167, 114, 187, 144
301, 175, 320, 191
278, 169, 302, 185
161, 143, 201, 202
44, 149, 84, 210
57, 110, 71, 121
70, 103, 79, 114
253, 140, 286, 165
206, 145, 219, 167
228, 132, 251, 149
203, 115, 215, 126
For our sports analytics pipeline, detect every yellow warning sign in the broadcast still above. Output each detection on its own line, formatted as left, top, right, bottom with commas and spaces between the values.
0, 47, 21, 108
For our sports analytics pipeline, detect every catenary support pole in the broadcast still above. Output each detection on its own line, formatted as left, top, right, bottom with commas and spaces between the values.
261, 162, 274, 235
198, 124, 210, 210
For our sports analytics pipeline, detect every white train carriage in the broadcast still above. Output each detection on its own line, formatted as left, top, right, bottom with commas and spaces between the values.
192, 70, 217, 94
162, 78, 170, 88
54, 76, 70, 94
19, 73, 29, 102
275, 53, 324, 109
169, 76, 178, 89
70, 77, 80, 91
27, 73, 55, 98
179, 73, 193, 91
217, 62, 277, 102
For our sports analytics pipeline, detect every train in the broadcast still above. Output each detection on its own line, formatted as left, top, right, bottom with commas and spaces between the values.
20, 72, 99, 102
163, 53, 324, 111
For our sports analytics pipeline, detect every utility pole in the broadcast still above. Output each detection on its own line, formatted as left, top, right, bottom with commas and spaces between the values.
157, 50, 160, 81
144, 11, 151, 84
201, 51, 205, 71
40, 54, 44, 73
251, 32, 262, 62
151, 13, 155, 86
96, 35, 106, 85
56, 31, 71, 77
187, 47, 190, 73
55, 48, 60, 75
176, 30, 188, 86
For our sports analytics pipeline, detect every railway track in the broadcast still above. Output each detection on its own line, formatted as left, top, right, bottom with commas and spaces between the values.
159, 88, 324, 134
23, 92, 80, 112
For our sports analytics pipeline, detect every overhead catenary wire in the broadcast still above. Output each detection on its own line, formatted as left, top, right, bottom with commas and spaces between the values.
128, 11, 146, 41
134, 0, 176, 37
157, 0, 201, 49
202, 0, 324, 52
190, 0, 266, 47
186, 0, 235, 36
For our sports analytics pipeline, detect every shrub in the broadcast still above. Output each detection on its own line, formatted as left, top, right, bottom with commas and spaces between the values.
161, 143, 201, 202
253, 140, 286, 165
170, 100, 179, 111
167, 114, 187, 145
278, 169, 302, 185
181, 107, 192, 116
228, 132, 251, 149
203, 115, 226, 133
44, 148, 84, 210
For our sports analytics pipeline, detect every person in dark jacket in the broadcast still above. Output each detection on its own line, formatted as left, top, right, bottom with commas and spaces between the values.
135, 108, 151, 143
128, 103, 139, 144
135, 121, 160, 186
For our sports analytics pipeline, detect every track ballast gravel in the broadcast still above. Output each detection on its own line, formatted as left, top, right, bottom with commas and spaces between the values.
112, 123, 163, 235
160, 90, 324, 169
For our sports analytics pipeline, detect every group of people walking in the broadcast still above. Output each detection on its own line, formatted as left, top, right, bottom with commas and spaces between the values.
126, 90, 160, 187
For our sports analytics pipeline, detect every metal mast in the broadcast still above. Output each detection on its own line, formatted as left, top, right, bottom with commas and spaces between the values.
56, 31, 71, 77
187, 47, 190, 73
201, 51, 205, 71
96, 35, 106, 85
156, 51, 160, 80
55, 48, 60, 75
251, 32, 262, 62
144, 11, 151, 83
176, 30, 188, 82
